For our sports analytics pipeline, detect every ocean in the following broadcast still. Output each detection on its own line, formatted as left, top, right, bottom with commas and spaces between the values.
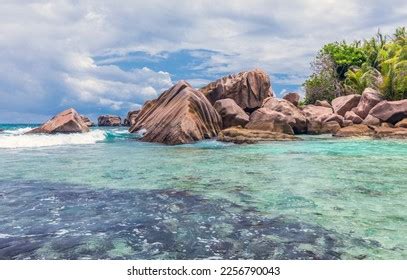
0, 124, 406, 259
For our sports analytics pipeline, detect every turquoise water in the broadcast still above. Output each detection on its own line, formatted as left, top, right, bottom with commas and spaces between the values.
0, 124, 406, 259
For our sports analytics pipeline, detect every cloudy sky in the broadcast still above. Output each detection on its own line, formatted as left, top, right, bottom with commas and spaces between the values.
0, 0, 406, 123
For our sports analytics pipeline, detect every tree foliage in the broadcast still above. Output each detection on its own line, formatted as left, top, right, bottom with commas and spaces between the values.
304, 27, 407, 104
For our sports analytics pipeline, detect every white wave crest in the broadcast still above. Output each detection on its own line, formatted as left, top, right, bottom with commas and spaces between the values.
0, 130, 106, 149
2, 127, 34, 135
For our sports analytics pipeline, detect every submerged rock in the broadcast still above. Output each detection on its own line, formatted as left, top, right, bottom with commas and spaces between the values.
200, 69, 272, 111
123, 110, 140, 126
98, 115, 121, 126
263, 98, 307, 133
369, 99, 407, 124
352, 88, 382, 119
28, 108, 89, 134
246, 108, 294, 134
214, 98, 249, 129
282, 92, 300, 106
332, 94, 361, 116
129, 81, 222, 145
334, 124, 374, 137
218, 127, 298, 144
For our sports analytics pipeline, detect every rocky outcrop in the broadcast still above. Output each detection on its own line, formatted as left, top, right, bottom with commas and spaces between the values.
218, 127, 298, 144
373, 126, 407, 139
362, 114, 381, 126
334, 124, 374, 137
343, 120, 353, 127
246, 108, 294, 134
369, 100, 407, 124
344, 111, 363, 124
332, 94, 361, 116
395, 118, 407, 128
28, 108, 89, 134
129, 81, 222, 145
98, 115, 121, 126
214, 98, 249, 129
123, 110, 140, 126
80, 115, 94, 127
352, 88, 382, 119
324, 114, 345, 127
200, 69, 272, 111
315, 100, 332, 108
282, 92, 300, 107
262, 98, 307, 133
302, 105, 333, 134
321, 121, 341, 134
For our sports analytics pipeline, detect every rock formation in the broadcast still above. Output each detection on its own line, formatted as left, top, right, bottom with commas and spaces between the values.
98, 115, 121, 126
246, 108, 294, 134
80, 115, 94, 127
262, 98, 307, 133
344, 111, 363, 124
395, 118, 407, 128
315, 100, 332, 108
123, 110, 140, 126
369, 100, 407, 124
200, 69, 272, 111
362, 114, 381, 126
28, 108, 89, 134
352, 88, 382, 119
282, 92, 300, 107
334, 124, 374, 137
129, 81, 222, 145
218, 127, 298, 144
332, 94, 361, 116
214, 98, 249, 129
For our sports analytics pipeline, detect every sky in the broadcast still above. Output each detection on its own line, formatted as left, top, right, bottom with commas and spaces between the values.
0, 0, 406, 123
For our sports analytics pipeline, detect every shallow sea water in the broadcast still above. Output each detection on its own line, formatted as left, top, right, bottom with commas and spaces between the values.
0, 124, 406, 259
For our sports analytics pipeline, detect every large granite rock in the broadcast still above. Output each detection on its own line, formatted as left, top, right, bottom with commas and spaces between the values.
315, 100, 332, 108
395, 118, 407, 128
344, 111, 363, 124
218, 127, 298, 144
369, 99, 407, 124
332, 94, 361, 116
302, 105, 333, 134
352, 88, 382, 119
262, 97, 307, 133
129, 81, 222, 145
362, 114, 381, 126
282, 92, 300, 106
80, 115, 94, 127
324, 114, 345, 127
123, 110, 140, 126
28, 108, 89, 134
98, 115, 121, 126
200, 69, 272, 111
334, 124, 374, 137
214, 98, 249, 129
246, 108, 294, 134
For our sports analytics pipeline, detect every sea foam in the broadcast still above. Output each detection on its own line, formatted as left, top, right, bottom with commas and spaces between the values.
0, 130, 106, 149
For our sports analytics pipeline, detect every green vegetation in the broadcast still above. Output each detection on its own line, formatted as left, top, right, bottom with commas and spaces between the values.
304, 27, 407, 104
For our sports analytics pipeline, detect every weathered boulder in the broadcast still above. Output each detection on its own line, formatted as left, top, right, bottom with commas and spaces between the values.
324, 114, 345, 127
28, 108, 89, 134
262, 98, 307, 133
395, 118, 407, 128
332, 94, 361, 116
321, 121, 341, 134
352, 88, 382, 119
200, 69, 272, 111
362, 114, 381, 126
302, 105, 333, 134
344, 111, 363, 124
315, 100, 332, 108
129, 81, 222, 145
373, 126, 407, 139
343, 120, 353, 127
334, 124, 374, 137
218, 127, 298, 144
214, 98, 249, 129
98, 115, 121, 126
282, 92, 300, 106
246, 108, 294, 134
123, 110, 140, 126
80, 115, 94, 127
369, 100, 407, 124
